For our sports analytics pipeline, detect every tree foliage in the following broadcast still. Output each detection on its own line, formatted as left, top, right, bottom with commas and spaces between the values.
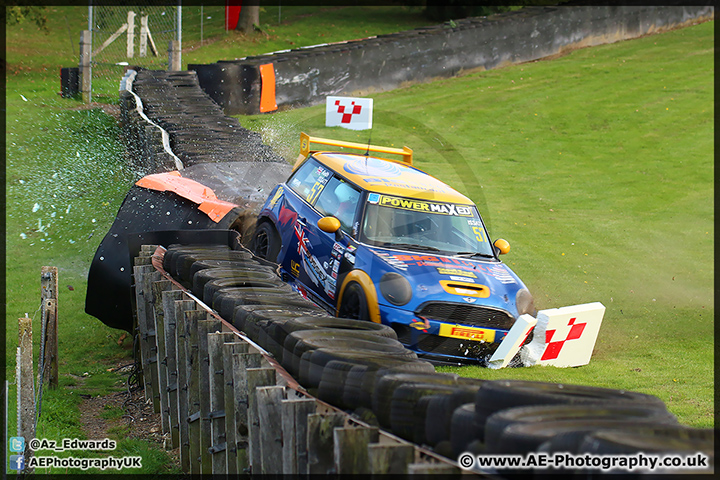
425, 3, 514, 22
6, 6, 50, 32
424, 1, 563, 22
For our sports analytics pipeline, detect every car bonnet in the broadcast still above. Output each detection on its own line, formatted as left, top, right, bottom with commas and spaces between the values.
358, 245, 527, 315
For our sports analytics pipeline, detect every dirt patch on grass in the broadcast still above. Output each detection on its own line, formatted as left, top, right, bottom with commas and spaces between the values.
78, 364, 180, 470
68, 102, 120, 120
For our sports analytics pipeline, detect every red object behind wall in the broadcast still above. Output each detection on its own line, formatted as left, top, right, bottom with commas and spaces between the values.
226, 1, 242, 31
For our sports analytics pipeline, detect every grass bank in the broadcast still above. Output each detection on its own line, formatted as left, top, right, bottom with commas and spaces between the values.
239, 20, 714, 428
4, 6, 434, 474
4, 7, 713, 475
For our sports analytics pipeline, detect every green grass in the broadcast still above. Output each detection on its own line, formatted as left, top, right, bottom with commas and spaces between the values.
4, 5, 431, 102
4, 8, 713, 476
4, 7, 434, 474
238, 21, 714, 428
182, 4, 431, 65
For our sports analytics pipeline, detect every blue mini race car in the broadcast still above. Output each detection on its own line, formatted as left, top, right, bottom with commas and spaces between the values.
252, 133, 536, 364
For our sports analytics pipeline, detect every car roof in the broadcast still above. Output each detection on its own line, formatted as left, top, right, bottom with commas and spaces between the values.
311, 152, 474, 204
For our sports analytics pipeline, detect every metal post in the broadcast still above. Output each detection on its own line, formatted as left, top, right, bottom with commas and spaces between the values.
176, 2, 182, 68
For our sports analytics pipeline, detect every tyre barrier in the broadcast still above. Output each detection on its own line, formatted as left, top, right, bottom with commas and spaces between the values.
130, 243, 713, 476
88, 67, 294, 333
188, 6, 715, 115
114, 53, 713, 476
120, 69, 285, 173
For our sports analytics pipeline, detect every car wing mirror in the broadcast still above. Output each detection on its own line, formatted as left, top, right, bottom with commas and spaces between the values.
318, 216, 345, 241
493, 238, 510, 255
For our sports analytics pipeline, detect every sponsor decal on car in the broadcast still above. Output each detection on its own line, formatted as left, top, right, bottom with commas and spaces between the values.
410, 318, 430, 332
439, 324, 496, 342
374, 250, 409, 271
437, 267, 478, 278
269, 186, 284, 207
344, 157, 400, 177
375, 194, 474, 217
451, 275, 474, 282
362, 177, 454, 194
486, 264, 516, 284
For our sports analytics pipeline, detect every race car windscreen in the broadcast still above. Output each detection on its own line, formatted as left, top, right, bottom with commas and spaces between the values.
360, 194, 496, 257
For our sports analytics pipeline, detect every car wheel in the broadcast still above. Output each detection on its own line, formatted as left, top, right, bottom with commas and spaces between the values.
338, 281, 370, 321
252, 221, 281, 262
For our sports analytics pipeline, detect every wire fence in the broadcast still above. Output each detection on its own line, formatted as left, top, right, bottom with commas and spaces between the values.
183, 5, 228, 49
89, 4, 179, 102
86, 4, 292, 103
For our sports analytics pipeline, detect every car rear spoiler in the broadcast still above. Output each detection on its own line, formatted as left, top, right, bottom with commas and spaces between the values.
296, 132, 413, 168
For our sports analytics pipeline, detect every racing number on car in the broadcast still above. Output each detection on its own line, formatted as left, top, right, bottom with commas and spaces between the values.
472, 226, 486, 242
307, 181, 325, 204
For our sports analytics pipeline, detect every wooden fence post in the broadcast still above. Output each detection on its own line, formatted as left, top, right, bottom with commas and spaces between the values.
174, 299, 196, 472
281, 397, 317, 474
184, 309, 205, 475
39, 299, 57, 390
79, 30, 92, 103
133, 264, 161, 411
126, 10, 136, 58
207, 332, 239, 474
40, 266, 58, 388
334, 426, 379, 474
232, 352, 264, 473
407, 462, 461, 474
246, 367, 276, 473
139, 15, 148, 57
256, 385, 285, 474
152, 279, 173, 438
197, 318, 222, 474
161, 289, 185, 449
307, 412, 346, 474
223, 341, 250, 475
368, 443, 416, 474
18, 317, 35, 468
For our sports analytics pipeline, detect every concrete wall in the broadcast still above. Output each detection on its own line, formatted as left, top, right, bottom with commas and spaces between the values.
189, 5, 713, 115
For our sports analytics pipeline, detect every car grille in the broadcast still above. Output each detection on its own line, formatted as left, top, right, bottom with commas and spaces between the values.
415, 302, 515, 330
416, 334, 498, 362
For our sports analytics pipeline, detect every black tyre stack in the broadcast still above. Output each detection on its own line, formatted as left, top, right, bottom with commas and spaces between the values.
164, 242, 713, 475
124, 69, 285, 174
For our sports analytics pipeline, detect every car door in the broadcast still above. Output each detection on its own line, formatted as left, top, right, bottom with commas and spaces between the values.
278, 158, 333, 280
295, 174, 362, 308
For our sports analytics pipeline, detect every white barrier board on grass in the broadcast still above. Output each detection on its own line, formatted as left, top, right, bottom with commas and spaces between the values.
521, 302, 606, 368
488, 314, 537, 369
488, 302, 605, 369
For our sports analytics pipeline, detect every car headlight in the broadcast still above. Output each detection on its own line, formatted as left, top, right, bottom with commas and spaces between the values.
379, 272, 413, 306
515, 288, 537, 316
